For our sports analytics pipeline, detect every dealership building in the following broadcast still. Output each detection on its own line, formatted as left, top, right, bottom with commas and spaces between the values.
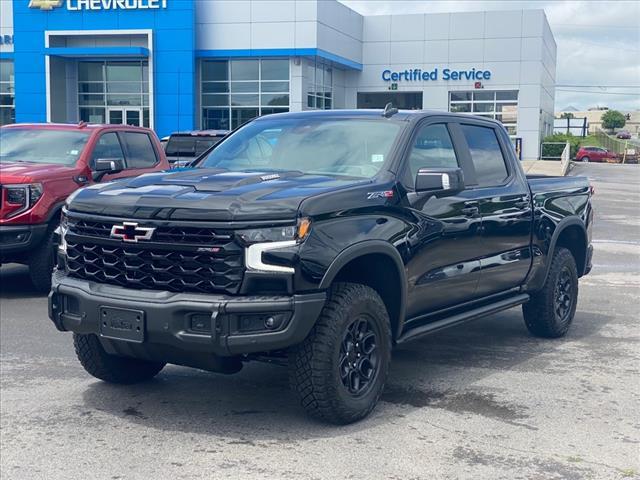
0, 0, 557, 160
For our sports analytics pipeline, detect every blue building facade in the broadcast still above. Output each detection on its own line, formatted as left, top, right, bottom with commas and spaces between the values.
9, 0, 195, 135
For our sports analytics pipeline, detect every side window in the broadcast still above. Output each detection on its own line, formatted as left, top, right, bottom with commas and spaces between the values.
120, 132, 158, 169
460, 124, 509, 187
91, 132, 124, 167
408, 124, 458, 178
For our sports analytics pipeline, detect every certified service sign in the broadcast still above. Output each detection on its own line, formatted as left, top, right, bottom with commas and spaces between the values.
29, 0, 167, 10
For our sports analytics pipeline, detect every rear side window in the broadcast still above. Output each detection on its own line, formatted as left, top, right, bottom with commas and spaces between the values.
91, 132, 124, 167
120, 132, 158, 168
166, 136, 222, 157
408, 124, 458, 177
460, 125, 509, 187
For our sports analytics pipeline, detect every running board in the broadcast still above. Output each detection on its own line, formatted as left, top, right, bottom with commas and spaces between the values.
397, 293, 530, 344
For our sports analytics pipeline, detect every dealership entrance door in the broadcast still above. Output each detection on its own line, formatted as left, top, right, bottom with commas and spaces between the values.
357, 92, 423, 110
107, 107, 143, 127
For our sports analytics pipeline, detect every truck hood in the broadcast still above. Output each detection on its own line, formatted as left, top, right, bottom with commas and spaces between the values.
0, 161, 78, 183
68, 168, 368, 221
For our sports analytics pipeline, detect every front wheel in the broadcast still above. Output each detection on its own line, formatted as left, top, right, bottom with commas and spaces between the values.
73, 334, 165, 384
523, 247, 578, 338
288, 283, 392, 424
28, 228, 56, 293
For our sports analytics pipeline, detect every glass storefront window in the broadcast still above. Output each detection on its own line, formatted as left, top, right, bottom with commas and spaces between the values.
0, 60, 15, 126
261, 59, 289, 81
79, 107, 106, 124
306, 59, 333, 110
78, 62, 103, 82
449, 90, 519, 135
231, 60, 259, 81
77, 60, 150, 127
201, 59, 290, 130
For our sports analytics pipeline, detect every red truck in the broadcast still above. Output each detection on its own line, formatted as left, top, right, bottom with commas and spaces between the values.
0, 123, 169, 291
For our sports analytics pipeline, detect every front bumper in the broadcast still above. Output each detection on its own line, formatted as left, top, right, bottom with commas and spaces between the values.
49, 270, 326, 360
0, 223, 49, 261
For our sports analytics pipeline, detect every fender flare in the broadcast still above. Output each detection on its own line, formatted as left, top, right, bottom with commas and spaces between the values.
543, 216, 588, 279
45, 201, 66, 226
319, 240, 407, 339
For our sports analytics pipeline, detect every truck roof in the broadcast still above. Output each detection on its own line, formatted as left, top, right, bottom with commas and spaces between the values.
253, 108, 504, 126
1, 122, 155, 133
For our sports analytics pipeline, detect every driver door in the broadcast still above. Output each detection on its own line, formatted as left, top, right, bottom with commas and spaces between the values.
402, 121, 484, 320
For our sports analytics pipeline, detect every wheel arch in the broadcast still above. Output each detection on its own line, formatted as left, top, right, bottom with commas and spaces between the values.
547, 217, 588, 278
320, 241, 407, 341
45, 201, 66, 227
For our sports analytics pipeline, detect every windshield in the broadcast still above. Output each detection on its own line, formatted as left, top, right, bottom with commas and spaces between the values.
198, 117, 403, 178
166, 136, 223, 157
0, 128, 90, 166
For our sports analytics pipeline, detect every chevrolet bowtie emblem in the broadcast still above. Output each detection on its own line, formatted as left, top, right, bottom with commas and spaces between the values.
28, 0, 63, 10
110, 222, 156, 243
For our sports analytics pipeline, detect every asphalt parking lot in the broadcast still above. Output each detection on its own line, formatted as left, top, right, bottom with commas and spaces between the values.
1, 163, 639, 480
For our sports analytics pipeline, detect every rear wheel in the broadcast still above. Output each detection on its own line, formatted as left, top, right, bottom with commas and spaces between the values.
581, 156, 590, 163
73, 333, 165, 384
288, 283, 391, 424
523, 247, 578, 338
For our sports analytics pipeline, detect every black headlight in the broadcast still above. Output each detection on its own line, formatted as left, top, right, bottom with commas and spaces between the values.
2, 183, 44, 218
237, 218, 311, 245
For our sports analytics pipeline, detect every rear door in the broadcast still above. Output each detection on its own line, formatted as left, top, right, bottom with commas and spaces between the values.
454, 121, 533, 297
118, 131, 162, 176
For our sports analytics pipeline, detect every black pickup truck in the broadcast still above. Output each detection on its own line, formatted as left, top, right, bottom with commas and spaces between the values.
49, 108, 593, 424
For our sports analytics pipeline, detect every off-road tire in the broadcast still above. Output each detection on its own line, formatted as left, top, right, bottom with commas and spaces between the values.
73, 333, 165, 384
28, 228, 56, 293
523, 247, 578, 338
288, 282, 392, 424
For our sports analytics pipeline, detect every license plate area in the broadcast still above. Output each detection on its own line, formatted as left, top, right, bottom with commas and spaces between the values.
99, 306, 145, 343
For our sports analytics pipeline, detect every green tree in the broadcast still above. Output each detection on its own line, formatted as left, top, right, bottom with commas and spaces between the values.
560, 112, 574, 119
601, 110, 626, 132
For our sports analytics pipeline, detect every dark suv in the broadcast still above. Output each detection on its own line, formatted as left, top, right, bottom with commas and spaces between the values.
50, 109, 593, 424
164, 130, 228, 167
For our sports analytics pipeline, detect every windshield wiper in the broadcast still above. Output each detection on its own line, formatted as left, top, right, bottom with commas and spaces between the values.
0, 159, 38, 164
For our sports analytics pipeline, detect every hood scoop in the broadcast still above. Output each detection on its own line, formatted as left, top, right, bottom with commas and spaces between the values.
124, 168, 305, 193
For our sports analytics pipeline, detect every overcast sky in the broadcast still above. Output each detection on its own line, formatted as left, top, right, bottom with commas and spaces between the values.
340, 0, 640, 112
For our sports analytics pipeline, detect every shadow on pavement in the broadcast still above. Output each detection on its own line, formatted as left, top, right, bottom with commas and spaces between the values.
0, 264, 44, 300
80, 307, 613, 440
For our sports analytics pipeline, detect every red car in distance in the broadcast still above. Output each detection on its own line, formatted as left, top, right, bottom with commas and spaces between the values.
575, 146, 617, 163
0, 123, 169, 291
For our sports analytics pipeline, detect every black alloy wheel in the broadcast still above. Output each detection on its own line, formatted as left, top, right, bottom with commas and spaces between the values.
339, 316, 379, 397
554, 266, 574, 322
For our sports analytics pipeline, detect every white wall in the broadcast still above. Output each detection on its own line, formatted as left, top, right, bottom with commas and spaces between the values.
342, 9, 555, 160
195, 0, 363, 65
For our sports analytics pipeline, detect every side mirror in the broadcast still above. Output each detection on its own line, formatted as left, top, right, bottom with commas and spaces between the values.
415, 167, 464, 196
93, 158, 124, 182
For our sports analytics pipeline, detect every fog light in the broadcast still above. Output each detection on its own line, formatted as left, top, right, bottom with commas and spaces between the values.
237, 313, 290, 333
190, 314, 211, 333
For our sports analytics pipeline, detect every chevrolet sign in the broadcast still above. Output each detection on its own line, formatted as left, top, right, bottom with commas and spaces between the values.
28, 0, 63, 10
29, 0, 167, 11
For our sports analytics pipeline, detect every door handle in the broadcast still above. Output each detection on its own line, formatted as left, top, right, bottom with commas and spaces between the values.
461, 202, 479, 217
514, 197, 530, 209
